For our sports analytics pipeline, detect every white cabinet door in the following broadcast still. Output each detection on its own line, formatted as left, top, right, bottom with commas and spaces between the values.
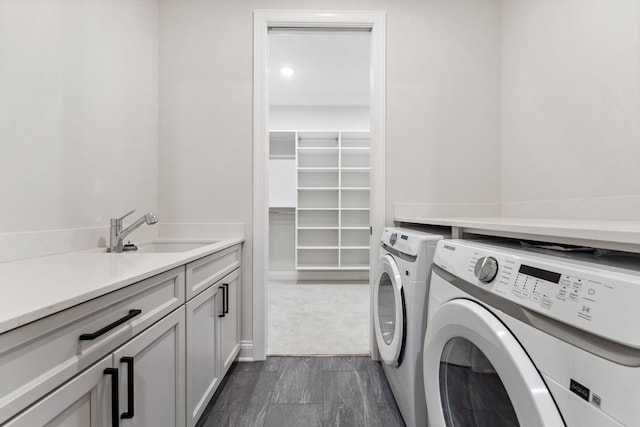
269, 158, 296, 207
0, 267, 184, 425
219, 269, 241, 375
185, 284, 223, 427
5, 355, 113, 427
113, 307, 186, 427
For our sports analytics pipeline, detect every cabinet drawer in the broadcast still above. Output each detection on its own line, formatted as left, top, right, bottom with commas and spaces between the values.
186, 244, 241, 300
4, 355, 113, 427
0, 267, 185, 424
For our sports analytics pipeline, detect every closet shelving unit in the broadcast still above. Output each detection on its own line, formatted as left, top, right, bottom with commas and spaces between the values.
294, 130, 371, 270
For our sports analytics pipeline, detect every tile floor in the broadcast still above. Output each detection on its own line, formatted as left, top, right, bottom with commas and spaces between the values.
268, 282, 370, 355
196, 356, 405, 427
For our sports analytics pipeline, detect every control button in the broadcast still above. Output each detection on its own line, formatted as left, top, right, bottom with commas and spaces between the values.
474, 256, 499, 283
531, 295, 541, 303
588, 288, 596, 295
569, 293, 579, 302
512, 289, 522, 297
521, 291, 530, 298
541, 298, 553, 309
390, 233, 397, 245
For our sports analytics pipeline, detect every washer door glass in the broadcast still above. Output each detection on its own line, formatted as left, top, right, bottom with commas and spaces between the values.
378, 270, 396, 345
374, 254, 404, 366
440, 337, 518, 427
423, 293, 564, 427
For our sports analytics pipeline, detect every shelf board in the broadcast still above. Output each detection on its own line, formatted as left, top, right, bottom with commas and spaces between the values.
297, 147, 339, 151
297, 246, 339, 250
340, 208, 370, 211
296, 266, 342, 270
341, 187, 370, 190
298, 167, 339, 171
298, 207, 339, 210
341, 147, 370, 151
269, 155, 295, 159
341, 167, 370, 171
341, 227, 370, 230
338, 266, 370, 271
340, 246, 370, 250
297, 227, 339, 230
297, 187, 339, 190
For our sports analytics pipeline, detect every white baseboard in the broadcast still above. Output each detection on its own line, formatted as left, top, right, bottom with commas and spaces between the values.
268, 270, 369, 282
268, 271, 297, 281
237, 340, 257, 361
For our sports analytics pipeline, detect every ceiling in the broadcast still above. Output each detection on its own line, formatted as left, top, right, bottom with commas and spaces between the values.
268, 30, 371, 107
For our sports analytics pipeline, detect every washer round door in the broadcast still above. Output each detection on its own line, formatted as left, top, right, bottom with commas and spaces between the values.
374, 254, 405, 367
423, 298, 564, 427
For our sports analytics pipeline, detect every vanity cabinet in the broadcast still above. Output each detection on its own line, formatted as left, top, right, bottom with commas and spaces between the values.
1, 242, 243, 427
0, 267, 185, 425
6, 308, 185, 427
185, 245, 241, 427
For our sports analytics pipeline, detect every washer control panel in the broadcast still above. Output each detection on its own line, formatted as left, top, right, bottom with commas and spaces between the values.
474, 256, 499, 283
380, 228, 422, 257
434, 240, 640, 349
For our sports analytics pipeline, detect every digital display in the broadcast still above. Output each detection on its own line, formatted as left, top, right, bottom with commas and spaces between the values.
518, 264, 561, 283
401, 235, 408, 240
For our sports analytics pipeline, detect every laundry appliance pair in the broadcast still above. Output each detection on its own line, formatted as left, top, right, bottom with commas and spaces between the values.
376, 228, 640, 427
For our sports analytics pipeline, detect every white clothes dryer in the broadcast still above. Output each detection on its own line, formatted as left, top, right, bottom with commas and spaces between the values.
423, 239, 640, 427
374, 227, 446, 427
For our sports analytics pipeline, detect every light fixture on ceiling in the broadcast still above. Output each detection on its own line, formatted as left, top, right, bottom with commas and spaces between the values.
280, 66, 295, 77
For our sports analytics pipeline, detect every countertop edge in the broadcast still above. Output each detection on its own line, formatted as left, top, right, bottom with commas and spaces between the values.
394, 216, 640, 246
0, 237, 244, 334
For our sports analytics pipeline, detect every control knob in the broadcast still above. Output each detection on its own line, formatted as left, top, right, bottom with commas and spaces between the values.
474, 256, 499, 283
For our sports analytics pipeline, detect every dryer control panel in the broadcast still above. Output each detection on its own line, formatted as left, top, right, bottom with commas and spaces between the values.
434, 240, 640, 350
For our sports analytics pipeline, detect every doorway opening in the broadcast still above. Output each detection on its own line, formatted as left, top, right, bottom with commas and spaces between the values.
253, 11, 386, 361
267, 29, 371, 355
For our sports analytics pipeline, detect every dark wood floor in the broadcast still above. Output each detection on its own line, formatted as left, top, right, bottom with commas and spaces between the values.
196, 356, 406, 427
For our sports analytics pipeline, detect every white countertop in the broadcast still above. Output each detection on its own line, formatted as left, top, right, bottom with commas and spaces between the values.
0, 238, 243, 334
394, 216, 640, 252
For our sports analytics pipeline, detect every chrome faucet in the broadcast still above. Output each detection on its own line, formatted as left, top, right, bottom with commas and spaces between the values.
109, 210, 158, 253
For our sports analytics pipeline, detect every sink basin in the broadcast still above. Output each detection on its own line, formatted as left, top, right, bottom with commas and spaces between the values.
129, 241, 219, 253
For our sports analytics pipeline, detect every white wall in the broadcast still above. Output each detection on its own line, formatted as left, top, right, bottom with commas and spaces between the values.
388, 0, 501, 219
500, 0, 640, 220
158, 0, 501, 348
0, 1, 159, 249
270, 106, 369, 131
0, 0, 636, 355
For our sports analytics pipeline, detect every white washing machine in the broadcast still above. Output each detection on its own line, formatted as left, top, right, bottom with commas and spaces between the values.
423, 239, 640, 427
374, 227, 446, 427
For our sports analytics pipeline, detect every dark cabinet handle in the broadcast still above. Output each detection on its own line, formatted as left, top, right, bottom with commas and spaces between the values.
104, 368, 119, 427
218, 285, 226, 318
120, 357, 135, 419
224, 284, 229, 314
79, 309, 142, 340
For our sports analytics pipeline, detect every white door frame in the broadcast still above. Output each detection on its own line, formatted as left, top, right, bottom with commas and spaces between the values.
252, 10, 386, 360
